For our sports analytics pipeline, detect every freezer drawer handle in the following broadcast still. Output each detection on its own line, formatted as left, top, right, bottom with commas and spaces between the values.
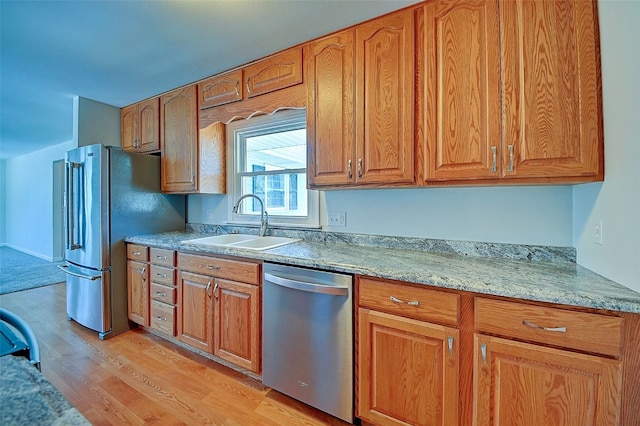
57, 265, 101, 281
264, 273, 349, 296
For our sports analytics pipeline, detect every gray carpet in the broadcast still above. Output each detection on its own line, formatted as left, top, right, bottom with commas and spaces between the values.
0, 248, 66, 295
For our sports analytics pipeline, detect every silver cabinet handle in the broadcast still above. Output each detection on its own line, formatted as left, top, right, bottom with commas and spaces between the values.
206, 280, 212, 297
235, 80, 240, 96
357, 158, 363, 178
213, 282, 219, 300
57, 265, 101, 281
156, 273, 168, 278
207, 265, 220, 270
508, 145, 514, 172
522, 320, 567, 333
246, 77, 251, 94
140, 265, 146, 281
156, 255, 168, 260
491, 146, 497, 172
347, 159, 352, 179
155, 291, 167, 297
132, 251, 141, 256
390, 296, 419, 306
265, 273, 349, 296
156, 316, 167, 321
481, 343, 487, 365
447, 336, 454, 356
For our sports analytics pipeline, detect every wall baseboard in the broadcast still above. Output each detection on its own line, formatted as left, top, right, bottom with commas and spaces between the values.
3, 244, 55, 262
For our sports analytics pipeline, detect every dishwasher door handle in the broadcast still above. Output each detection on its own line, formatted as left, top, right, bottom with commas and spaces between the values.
264, 273, 349, 296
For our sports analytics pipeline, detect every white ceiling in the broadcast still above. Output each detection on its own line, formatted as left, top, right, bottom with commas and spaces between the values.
0, 0, 419, 160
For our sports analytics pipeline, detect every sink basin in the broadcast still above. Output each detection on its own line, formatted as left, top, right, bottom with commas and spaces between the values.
230, 236, 301, 250
183, 234, 256, 245
182, 234, 300, 251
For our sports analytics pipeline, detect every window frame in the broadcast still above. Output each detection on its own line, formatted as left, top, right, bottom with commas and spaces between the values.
226, 109, 320, 228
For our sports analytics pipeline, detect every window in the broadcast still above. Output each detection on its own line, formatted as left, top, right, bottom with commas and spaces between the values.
227, 109, 319, 228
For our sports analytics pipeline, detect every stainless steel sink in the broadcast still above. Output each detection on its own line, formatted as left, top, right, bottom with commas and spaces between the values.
182, 234, 300, 251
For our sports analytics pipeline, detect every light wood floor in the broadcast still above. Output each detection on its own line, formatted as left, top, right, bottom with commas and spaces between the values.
0, 283, 350, 425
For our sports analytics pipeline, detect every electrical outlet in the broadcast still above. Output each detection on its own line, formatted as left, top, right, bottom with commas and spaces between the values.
594, 219, 603, 245
206, 209, 214, 220
328, 212, 347, 227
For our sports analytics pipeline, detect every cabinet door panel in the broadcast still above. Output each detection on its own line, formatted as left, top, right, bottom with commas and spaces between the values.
161, 85, 198, 193
356, 10, 414, 184
121, 105, 138, 152
307, 30, 355, 187
423, 0, 501, 181
127, 260, 148, 326
214, 279, 260, 373
177, 271, 213, 353
138, 98, 160, 152
199, 69, 243, 109
358, 308, 459, 426
500, 0, 602, 178
244, 47, 303, 98
474, 334, 621, 426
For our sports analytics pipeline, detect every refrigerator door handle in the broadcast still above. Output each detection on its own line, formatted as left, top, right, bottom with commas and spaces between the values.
57, 265, 101, 281
66, 161, 83, 250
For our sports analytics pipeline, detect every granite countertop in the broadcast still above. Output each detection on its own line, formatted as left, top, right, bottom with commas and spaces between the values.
126, 229, 640, 314
0, 355, 90, 426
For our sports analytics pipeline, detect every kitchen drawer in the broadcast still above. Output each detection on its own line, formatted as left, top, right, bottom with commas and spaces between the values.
127, 244, 148, 262
150, 248, 175, 267
475, 298, 623, 358
150, 283, 176, 305
150, 300, 176, 336
150, 265, 175, 286
358, 277, 459, 326
178, 253, 261, 285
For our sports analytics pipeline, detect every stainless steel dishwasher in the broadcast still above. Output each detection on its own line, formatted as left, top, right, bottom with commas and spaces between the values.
262, 263, 353, 423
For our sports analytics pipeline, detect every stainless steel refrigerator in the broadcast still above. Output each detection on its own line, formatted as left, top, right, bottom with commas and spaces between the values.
61, 144, 185, 339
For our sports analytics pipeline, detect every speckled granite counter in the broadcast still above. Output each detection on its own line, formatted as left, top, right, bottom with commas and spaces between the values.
0, 356, 89, 425
126, 228, 640, 314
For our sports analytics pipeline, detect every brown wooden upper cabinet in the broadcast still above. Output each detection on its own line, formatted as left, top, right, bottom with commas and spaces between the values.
308, 9, 415, 188
199, 47, 303, 110
420, 0, 603, 184
121, 97, 160, 153
161, 85, 225, 194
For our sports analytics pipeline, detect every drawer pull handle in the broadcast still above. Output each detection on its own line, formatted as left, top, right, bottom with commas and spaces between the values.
156, 273, 168, 278
132, 251, 141, 256
522, 320, 567, 333
390, 296, 419, 306
156, 316, 167, 321
155, 292, 167, 297
207, 265, 221, 270
156, 255, 168, 260
481, 343, 487, 365
447, 336, 454, 355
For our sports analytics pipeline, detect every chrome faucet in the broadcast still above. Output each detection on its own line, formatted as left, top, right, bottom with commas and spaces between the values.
232, 194, 269, 237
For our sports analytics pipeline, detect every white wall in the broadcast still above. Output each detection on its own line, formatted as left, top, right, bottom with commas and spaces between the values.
190, 185, 573, 247
0, 160, 6, 244
573, 0, 640, 292
73, 96, 120, 148
4, 141, 75, 260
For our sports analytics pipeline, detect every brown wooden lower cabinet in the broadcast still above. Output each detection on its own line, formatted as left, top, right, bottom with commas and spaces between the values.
473, 334, 622, 425
177, 271, 214, 353
126, 259, 149, 326
357, 308, 459, 426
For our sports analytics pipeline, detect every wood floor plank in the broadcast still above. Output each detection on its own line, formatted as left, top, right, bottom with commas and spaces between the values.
0, 283, 350, 425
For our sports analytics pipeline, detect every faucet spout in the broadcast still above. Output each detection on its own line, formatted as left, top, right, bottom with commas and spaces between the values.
232, 194, 269, 237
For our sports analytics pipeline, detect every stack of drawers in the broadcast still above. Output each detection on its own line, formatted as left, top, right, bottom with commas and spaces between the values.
149, 248, 177, 336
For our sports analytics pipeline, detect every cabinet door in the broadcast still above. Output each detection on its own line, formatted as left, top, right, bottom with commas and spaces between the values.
474, 334, 621, 426
422, 0, 501, 181
358, 309, 459, 426
161, 85, 198, 193
355, 9, 414, 185
121, 104, 138, 152
138, 97, 160, 152
199, 69, 243, 109
127, 260, 149, 326
500, 0, 603, 179
214, 279, 260, 373
307, 30, 356, 187
244, 47, 303, 98
177, 271, 214, 353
